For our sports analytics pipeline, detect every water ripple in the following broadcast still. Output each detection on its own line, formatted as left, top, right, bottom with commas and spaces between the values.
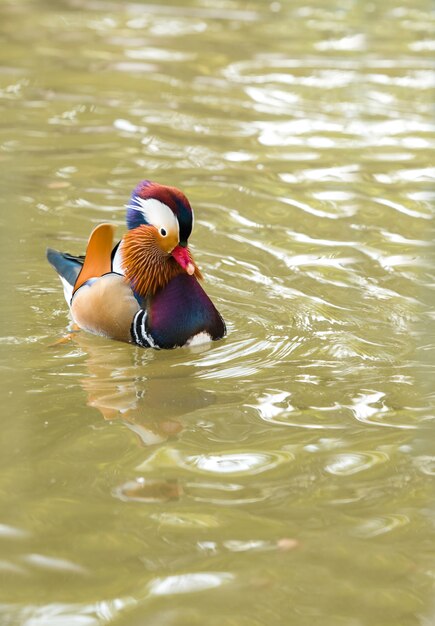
185, 451, 293, 476
135, 447, 293, 477
148, 572, 234, 596
325, 452, 389, 476
352, 514, 410, 538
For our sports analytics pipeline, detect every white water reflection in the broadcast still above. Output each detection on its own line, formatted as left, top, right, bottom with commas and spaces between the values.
352, 514, 410, 538
325, 452, 389, 476
372, 196, 432, 219
188, 451, 293, 475
135, 447, 293, 476
350, 391, 418, 429
148, 572, 234, 596
251, 391, 291, 420
414, 456, 435, 476
22, 554, 88, 576
0, 523, 30, 539
315, 34, 366, 51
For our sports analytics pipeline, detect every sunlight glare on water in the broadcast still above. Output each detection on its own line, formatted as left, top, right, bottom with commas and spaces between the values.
0, 1, 434, 625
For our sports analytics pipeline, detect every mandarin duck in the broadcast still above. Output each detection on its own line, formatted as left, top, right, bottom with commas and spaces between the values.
47, 180, 226, 349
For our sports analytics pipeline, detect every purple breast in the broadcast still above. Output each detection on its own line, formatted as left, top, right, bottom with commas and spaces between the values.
146, 274, 226, 348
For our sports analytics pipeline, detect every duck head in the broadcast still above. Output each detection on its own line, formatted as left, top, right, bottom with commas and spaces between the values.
122, 180, 202, 297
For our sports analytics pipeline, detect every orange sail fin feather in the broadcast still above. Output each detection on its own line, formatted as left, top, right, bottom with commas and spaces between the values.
73, 224, 115, 294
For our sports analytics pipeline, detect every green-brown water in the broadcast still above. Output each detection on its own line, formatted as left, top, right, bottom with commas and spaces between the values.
1, 1, 434, 625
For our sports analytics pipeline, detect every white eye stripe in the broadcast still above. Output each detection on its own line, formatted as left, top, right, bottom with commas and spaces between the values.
130, 197, 179, 239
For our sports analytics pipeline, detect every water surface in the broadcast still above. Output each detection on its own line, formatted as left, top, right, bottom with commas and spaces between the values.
1, 1, 434, 625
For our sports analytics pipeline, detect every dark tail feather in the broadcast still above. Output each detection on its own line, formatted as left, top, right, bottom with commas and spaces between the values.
46, 248, 84, 287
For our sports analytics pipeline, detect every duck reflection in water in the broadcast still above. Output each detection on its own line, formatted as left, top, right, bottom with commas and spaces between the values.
67, 332, 216, 501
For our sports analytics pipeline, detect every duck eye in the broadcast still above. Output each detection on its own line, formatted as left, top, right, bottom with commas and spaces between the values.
160, 228, 167, 237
